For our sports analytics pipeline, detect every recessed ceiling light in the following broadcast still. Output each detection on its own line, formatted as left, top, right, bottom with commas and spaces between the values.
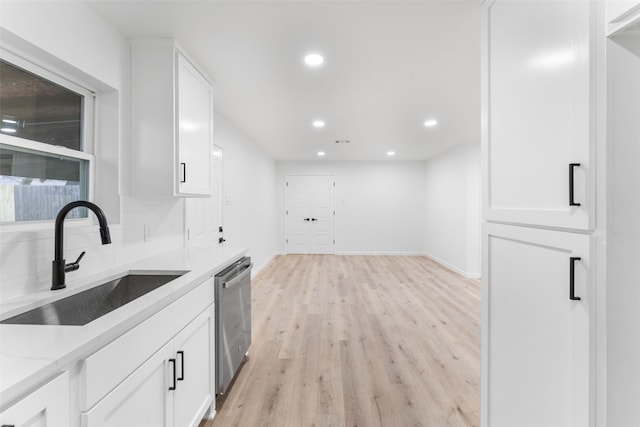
424, 119, 438, 127
387, 151, 395, 156
304, 53, 324, 67
312, 120, 325, 128
317, 151, 326, 157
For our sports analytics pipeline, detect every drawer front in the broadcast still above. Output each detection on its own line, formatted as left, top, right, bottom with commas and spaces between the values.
79, 277, 214, 411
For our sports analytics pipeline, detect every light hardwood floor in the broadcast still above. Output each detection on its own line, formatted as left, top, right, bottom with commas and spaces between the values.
202, 254, 480, 427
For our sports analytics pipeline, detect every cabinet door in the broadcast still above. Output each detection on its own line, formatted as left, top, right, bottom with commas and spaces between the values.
483, 0, 597, 230
0, 372, 68, 427
83, 343, 172, 427
172, 308, 214, 427
176, 52, 213, 196
482, 223, 592, 427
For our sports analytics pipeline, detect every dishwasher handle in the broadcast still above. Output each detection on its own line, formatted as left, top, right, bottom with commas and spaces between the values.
222, 263, 253, 289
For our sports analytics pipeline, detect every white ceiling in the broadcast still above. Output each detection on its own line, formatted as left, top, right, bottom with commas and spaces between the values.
88, 0, 481, 161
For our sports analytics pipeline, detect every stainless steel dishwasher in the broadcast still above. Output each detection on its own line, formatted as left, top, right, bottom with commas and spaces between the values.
215, 256, 252, 395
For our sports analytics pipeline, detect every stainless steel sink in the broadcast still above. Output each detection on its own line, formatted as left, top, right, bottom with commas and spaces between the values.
1, 272, 188, 326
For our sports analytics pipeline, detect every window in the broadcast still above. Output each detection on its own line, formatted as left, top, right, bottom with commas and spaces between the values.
0, 55, 94, 223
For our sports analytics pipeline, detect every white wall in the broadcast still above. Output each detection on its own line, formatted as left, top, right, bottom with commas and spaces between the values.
0, 2, 185, 299
424, 144, 480, 277
275, 161, 427, 255
606, 36, 640, 427
0, 1, 281, 301
215, 113, 278, 274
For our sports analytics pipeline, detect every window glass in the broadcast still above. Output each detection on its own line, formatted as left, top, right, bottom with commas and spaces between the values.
0, 144, 88, 222
0, 59, 83, 150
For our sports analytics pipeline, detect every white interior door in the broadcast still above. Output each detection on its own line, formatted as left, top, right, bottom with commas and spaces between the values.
185, 145, 222, 247
286, 175, 335, 254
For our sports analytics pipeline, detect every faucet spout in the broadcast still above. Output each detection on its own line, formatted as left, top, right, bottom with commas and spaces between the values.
52, 201, 111, 290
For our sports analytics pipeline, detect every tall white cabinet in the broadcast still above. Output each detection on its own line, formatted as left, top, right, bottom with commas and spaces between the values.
481, 1, 604, 426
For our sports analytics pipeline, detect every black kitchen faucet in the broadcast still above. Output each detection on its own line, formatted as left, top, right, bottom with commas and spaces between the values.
52, 201, 111, 290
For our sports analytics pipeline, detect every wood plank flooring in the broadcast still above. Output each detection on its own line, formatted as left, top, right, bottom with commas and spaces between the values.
202, 254, 480, 427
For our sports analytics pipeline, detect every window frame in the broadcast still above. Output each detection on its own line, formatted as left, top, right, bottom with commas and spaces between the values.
0, 48, 97, 226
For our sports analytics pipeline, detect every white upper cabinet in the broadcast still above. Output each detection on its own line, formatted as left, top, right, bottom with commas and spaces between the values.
132, 39, 213, 197
482, 0, 601, 230
606, 1, 640, 36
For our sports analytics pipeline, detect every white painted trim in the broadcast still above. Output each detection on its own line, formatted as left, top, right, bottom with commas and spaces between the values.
335, 251, 424, 256
422, 251, 480, 279
251, 253, 278, 278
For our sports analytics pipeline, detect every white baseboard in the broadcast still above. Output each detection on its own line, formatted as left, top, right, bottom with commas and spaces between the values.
259, 250, 481, 280
251, 254, 276, 277
422, 252, 481, 279
335, 251, 426, 256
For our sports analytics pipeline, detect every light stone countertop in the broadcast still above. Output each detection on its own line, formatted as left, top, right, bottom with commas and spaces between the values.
0, 243, 247, 409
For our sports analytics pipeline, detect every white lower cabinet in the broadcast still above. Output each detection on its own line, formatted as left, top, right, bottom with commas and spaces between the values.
483, 223, 593, 427
83, 341, 172, 427
0, 372, 69, 427
83, 308, 214, 427
78, 275, 216, 427
172, 310, 214, 427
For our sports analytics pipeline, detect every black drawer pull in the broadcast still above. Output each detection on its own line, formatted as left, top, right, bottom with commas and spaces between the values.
569, 163, 581, 206
169, 358, 177, 390
177, 351, 185, 381
570, 257, 581, 301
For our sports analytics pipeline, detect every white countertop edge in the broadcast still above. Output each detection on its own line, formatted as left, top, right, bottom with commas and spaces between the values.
0, 244, 247, 409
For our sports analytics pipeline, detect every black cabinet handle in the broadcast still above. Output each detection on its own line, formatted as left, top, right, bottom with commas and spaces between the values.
570, 257, 581, 301
304, 218, 310, 221
569, 163, 581, 206
180, 162, 187, 183
177, 351, 184, 381
169, 358, 177, 390
2, 424, 16, 427
218, 237, 226, 244
311, 218, 318, 221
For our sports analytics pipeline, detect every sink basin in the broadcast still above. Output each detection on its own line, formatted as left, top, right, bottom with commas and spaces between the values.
1, 272, 188, 326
